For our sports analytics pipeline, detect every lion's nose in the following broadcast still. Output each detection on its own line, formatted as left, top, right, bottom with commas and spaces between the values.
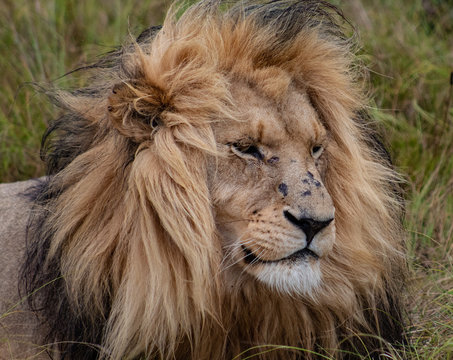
283, 211, 333, 245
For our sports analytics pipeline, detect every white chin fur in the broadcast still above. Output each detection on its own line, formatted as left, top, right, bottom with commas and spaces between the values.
254, 260, 322, 297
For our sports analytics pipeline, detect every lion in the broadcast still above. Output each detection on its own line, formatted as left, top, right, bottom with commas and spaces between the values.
0, 0, 407, 359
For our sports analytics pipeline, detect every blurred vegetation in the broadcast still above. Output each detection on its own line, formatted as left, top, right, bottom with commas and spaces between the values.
0, 0, 452, 358
342, 1, 453, 358
0, 0, 167, 180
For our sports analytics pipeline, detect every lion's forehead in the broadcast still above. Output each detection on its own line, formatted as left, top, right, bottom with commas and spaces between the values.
215, 83, 326, 150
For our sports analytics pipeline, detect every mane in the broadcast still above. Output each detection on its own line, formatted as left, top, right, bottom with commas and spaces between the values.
22, 1, 406, 359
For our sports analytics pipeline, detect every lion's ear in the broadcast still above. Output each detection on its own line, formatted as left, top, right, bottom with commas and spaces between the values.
107, 81, 167, 142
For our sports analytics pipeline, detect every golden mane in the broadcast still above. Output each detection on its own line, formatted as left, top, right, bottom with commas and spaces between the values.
21, 1, 406, 359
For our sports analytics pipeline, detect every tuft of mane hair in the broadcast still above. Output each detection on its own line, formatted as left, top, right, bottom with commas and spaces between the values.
21, 0, 407, 359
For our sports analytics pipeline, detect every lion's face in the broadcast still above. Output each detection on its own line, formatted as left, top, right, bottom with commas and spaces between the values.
211, 83, 336, 295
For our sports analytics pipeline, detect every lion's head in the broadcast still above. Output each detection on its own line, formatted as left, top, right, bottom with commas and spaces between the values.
212, 84, 336, 295
23, 1, 406, 359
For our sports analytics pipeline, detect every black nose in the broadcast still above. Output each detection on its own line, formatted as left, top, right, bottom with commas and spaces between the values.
283, 211, 333, 245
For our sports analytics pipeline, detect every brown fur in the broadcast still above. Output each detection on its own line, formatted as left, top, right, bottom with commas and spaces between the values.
0, 1, 406, 359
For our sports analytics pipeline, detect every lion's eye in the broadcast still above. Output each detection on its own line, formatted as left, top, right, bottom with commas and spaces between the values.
231, 143, 264, 161
311, 145, 324, 159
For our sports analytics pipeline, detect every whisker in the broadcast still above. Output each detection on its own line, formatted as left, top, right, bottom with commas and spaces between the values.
218, 234, 251, 272
220, 246, 250, 272
240, 248, 268, 277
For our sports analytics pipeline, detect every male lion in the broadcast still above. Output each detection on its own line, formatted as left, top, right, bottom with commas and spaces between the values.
0, 0, 406, 359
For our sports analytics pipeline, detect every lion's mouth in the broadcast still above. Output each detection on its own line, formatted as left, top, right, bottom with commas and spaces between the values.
242, 245, 319, 264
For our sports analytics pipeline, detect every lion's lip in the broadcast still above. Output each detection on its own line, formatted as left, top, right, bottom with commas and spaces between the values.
242, 245, 319, 265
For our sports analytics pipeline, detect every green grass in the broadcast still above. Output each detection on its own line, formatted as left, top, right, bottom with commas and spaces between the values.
0, 0, 167, 180
339, 1, 453, 358
0, 0, 452, 359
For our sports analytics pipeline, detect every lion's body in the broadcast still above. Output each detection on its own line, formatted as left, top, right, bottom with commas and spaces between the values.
0, 180, 48, 359
0, 1, 406, 359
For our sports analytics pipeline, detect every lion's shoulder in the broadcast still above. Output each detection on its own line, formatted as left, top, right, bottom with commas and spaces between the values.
0, 179, 38, 250
0, 179, 48, 358
0, 179, 39, 303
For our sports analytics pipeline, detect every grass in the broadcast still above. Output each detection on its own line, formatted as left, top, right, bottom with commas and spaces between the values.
338, 1, 453, 358
0, 0, 167, 180
0, 0, 452, 359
